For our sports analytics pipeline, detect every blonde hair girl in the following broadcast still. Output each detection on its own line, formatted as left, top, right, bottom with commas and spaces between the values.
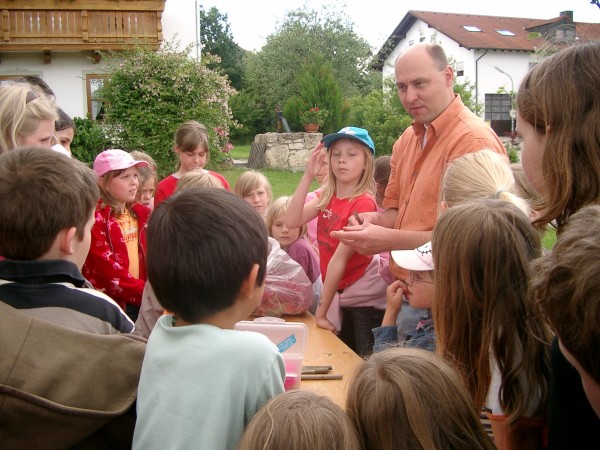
346, 347, 495, 450
266, 196, 320, 285
154, 120, 230, 206
441, 149, 528, 215
265, 196, 307, 244
287, 127, 387, 356
0, 83, 57, 153
83, 149, 151, 321
238, 390, 361, 450
175, 170, 225, 192
234, 170, 273, 218
432, 198, 551, 449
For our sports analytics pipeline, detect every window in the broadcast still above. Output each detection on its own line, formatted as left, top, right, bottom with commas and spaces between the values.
86, 74, 110, 121
485, 93, 512, 121
485, 93, 513, 136
495, 30, 515, 36
456, 62, 464, 77
463, 25, 481, 32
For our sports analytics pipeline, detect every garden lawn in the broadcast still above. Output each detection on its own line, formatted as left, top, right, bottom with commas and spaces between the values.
220, 143, 319, 197
220, 167, 319, 198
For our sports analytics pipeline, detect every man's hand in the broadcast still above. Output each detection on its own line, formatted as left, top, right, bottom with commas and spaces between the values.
330, 222, 392, 255
347, 211, 380, 227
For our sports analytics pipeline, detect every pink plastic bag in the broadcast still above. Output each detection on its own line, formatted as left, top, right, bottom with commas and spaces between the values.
252, 238, 313, 317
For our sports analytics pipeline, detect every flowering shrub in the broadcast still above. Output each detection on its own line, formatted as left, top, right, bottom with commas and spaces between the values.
299, 107, 328, 126
101, 40, 237, 176
214, 127, 233, 153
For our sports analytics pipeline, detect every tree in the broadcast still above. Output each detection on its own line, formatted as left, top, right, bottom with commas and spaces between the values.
237, 5, 374, 137
283, 57, 347, 134
102, 41, 236, 176
199, 6, 247, 91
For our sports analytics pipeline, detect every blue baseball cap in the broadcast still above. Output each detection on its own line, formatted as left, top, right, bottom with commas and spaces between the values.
321, 126, 375, 155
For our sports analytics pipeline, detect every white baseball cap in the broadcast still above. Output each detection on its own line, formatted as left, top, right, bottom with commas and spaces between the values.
391, 241, 434, 271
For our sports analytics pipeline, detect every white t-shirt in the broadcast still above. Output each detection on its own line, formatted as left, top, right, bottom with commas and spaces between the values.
133, 315, 285, 450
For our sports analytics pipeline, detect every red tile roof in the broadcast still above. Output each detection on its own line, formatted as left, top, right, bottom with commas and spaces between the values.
372, 10, 600, 69
410, 11, 547, 51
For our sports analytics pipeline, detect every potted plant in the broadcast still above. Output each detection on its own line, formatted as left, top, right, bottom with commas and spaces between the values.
299, 107, 328, 132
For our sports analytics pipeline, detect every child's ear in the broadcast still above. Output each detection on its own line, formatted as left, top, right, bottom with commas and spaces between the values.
59, 226, 78, 256
239, 264, 260, 300
439, 200, 449, 213
173, 145, 181, 154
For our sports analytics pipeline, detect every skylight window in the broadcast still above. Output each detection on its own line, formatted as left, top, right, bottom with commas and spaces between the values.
496, 29, 516, 36
463, 25, 481, 32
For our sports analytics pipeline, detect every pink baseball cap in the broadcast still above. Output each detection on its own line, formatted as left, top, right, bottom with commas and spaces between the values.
391, 241, 434, 271
93, 149, 149, 177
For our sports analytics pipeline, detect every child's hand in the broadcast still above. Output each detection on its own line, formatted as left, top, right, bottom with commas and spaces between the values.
305, 143, 327, 179
386, 280, 406, 316
315, 313, 337, 333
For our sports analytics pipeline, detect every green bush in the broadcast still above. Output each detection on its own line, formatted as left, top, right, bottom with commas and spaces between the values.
283, 59, 346, 134
507, 145, 520, 163
70, 117, 112, 166
101, 41, 236, 177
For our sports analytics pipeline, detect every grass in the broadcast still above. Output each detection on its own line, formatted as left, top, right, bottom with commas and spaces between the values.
542, 227, 557, 250
228, 143, 251, 161
222, 143, 319, 197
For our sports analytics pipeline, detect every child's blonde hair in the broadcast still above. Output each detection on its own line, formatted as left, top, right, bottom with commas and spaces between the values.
238, 390, 361, 450
432, 198, 551, 425
129, 150, 158, 173
234, 170, 273, 203
317, 139, 375, 210
346, 347, 496, 450
135, 166, 158, 204
441, 149, 529, 215
510, 163, 543, 212
266, 196, 307, 238
0, 83, 57, 154
175, 170, 224, 192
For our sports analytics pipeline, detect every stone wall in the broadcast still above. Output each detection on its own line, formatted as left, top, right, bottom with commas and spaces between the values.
254, 132, 323, 172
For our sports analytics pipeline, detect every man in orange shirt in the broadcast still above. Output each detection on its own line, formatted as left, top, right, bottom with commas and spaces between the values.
333, 43, 506, 339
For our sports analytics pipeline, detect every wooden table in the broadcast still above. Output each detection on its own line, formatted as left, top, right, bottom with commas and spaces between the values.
284, 313, 364, 408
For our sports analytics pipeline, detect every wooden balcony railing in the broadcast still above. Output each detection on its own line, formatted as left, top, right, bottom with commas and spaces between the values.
0, 0, 165, 51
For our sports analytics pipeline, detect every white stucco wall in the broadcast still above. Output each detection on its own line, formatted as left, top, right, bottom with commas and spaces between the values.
0, 0, 198, 119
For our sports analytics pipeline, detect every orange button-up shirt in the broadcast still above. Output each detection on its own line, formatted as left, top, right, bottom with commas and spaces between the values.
383, 95, 507, 279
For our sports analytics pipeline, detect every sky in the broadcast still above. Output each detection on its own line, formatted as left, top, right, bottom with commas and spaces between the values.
196, 0, 600, 52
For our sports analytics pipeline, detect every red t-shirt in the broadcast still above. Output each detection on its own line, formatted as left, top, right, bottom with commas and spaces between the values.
154, 171, 231, 207
317, 193, 376, 290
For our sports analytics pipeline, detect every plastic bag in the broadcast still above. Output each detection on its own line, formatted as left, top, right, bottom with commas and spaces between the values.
252, 237, 314, 317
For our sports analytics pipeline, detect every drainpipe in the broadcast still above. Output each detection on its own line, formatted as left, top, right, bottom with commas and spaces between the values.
475, 49, 488, 113
195, 0, 201, 61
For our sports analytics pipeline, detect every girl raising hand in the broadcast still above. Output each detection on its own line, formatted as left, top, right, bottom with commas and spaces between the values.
287, 127, 387, 356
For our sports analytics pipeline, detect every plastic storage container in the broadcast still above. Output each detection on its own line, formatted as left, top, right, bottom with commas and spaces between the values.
234, 316, 308, 390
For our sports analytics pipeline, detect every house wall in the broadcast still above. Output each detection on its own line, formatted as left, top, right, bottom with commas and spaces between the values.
0, 0, 198, 120
381, 19, 536, 116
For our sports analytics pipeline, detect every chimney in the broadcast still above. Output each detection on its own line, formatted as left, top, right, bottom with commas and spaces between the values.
560, 11, 574, 21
